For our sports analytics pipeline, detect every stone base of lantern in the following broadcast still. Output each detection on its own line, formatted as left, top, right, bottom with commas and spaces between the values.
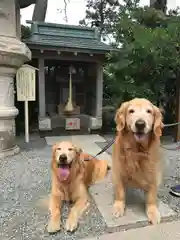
0, 37, 31, 159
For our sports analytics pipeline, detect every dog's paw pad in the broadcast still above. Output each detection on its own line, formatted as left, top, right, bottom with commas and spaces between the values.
113, 201, 125, 218
65, 218, 78, 232
147, 206, 161, 225
47, 220, 61, 233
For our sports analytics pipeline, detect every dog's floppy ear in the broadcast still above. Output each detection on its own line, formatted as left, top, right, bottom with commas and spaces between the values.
74, 145, 83, 155
51, 143, 58, 167
52, 143, 59, 160
71, 144, 84, 179
153, 105, 164, 137
115, 101, 129, 132
52, 143, 58, 152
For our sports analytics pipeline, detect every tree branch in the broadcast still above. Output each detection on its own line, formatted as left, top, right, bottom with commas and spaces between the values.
64, 0, 68, 22
57, 0, 70, 22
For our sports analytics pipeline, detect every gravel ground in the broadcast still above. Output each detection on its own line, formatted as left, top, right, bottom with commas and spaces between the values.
16, 133, 46, 151
0, 136, 106, 240
1, 134, 180, 240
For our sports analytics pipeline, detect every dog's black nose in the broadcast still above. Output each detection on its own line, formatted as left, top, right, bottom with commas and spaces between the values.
59, 154, 67, 162
135, 119, 146, 131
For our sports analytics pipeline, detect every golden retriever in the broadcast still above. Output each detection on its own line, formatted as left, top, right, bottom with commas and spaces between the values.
47, 141, 109, 233
112, 98, 163, 224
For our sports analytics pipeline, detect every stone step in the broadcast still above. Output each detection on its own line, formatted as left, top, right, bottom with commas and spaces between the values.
45, 134, 107, 146
89, 172, 177, 231
45, 135, 112, 167
45, 135, 177, 231
82, 220, 180, 240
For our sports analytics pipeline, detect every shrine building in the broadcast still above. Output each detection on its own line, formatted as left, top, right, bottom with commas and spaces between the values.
23, 21, 112, 132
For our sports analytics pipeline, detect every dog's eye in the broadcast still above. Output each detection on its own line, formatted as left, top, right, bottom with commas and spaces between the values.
57, 147, 61, 150
68, 148, 73, 151
129, 109, 134, 114
147, 109, 152, 114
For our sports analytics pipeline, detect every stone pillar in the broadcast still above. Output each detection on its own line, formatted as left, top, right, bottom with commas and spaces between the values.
15, 2, 21, 38
0, 0, 31, 158
38, 57, 52, 131
89, 63, 103, 130
96, 63, 103, 119
38, 58, 46, 118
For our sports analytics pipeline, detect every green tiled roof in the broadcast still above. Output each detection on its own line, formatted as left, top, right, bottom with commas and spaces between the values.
24, 21, 113, 53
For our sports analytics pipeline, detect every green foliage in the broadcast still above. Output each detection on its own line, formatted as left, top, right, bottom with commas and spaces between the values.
105, 3, 180, 109
21, 25, 31, 40
79, 0, 119, 40
150, 0, 167, 13
81, 0, 180, 127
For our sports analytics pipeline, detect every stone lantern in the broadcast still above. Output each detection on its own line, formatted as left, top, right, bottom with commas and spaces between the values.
0, 0, 32, 158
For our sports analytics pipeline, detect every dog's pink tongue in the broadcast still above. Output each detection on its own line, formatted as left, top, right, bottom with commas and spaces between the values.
134, 133, 146, 142
57, 168, 70, 181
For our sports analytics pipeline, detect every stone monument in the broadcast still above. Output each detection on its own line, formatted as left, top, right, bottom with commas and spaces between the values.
0, 0, 31, 158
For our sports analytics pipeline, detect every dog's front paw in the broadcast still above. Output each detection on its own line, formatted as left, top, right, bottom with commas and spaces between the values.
65, 216, 78, 232
47, 219, 61, 233
113, 200, 125, 218
146, 205, 161, 225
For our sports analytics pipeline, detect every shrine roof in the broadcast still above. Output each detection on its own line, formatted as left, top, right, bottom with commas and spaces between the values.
24, 21, 113, 54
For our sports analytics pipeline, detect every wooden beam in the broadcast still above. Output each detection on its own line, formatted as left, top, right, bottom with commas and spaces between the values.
32, 52, 103, 63
26, 44, 108, 55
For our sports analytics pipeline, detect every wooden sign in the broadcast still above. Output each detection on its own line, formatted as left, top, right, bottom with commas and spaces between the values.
16, 64, 38, 143
16, 64, 38, 101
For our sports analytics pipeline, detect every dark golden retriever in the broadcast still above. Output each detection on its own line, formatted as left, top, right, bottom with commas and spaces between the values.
47, 141, 109, 233
112, 98, 163, 224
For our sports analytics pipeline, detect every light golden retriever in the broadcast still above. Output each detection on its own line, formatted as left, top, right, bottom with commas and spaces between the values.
112, 98, 164, 224
47, 141, 109, 233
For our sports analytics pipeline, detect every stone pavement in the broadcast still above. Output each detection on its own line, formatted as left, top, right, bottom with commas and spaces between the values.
45, 134, 112, 167
83, 220, 180, 240
45, 135, 177, 231
0, 134, 179, 240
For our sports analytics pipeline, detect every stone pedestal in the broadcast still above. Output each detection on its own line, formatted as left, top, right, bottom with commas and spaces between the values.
39, 116, 52, 131
0, 0, 31, 158
58, 104, 80, 116
89, 116, 102, 130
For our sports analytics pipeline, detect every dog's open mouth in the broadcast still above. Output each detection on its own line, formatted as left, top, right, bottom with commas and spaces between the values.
57, 163, 71, 181
134, 132, 147, 141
